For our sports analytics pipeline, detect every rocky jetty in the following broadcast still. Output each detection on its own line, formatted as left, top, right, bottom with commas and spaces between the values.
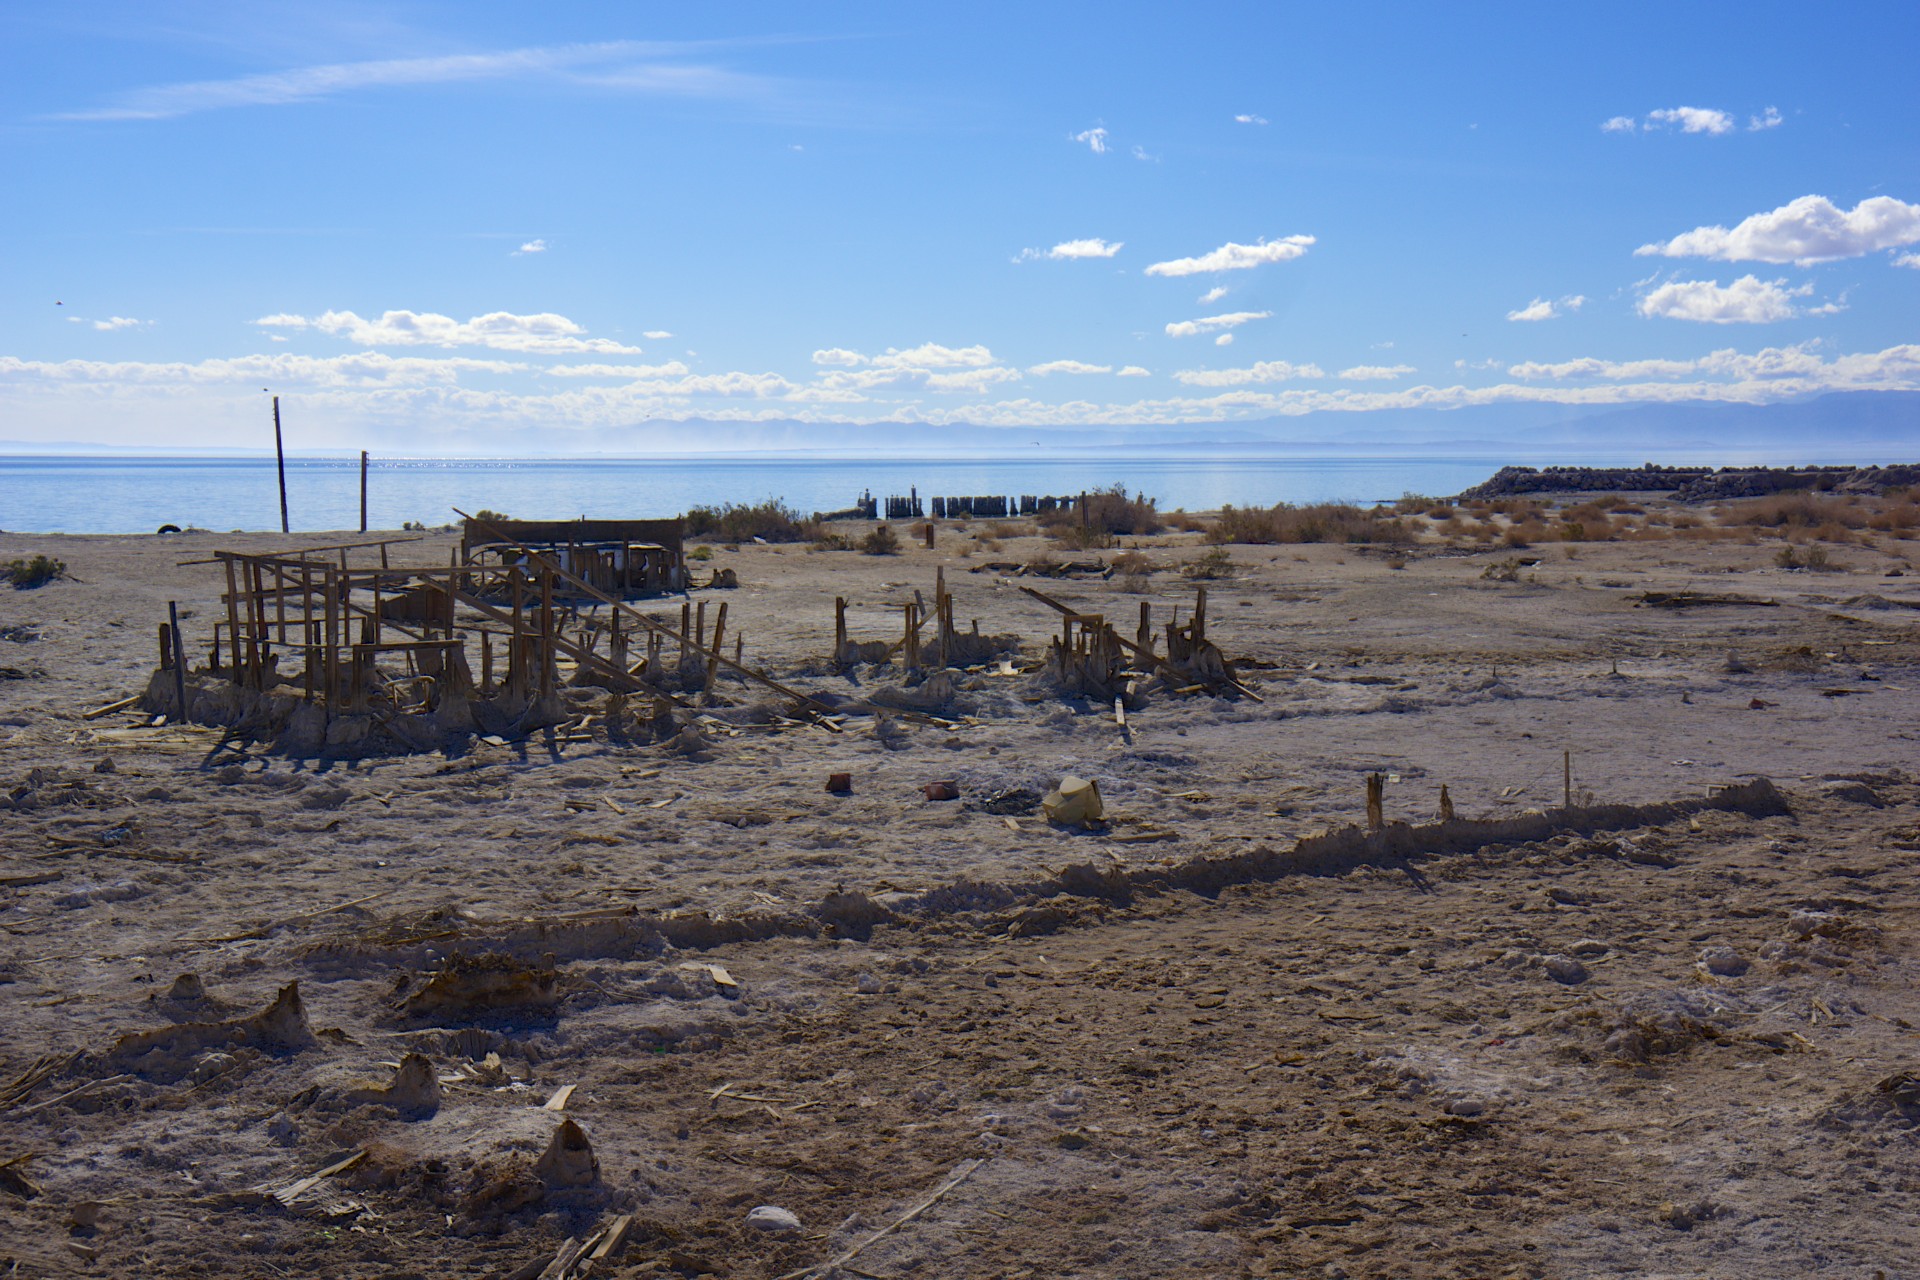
1460, 463, 1920, 502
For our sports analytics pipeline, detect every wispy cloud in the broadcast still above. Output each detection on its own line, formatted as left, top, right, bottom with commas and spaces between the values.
1164, 310, 1272, 338
1636, 275, 1811, 324
1646, 106, 1735, 135
1172, 360, 1324, 387
53, 40, 789, 122
1028, 359, 1112, 376
1196, 286, 1228, 305
643, 330, 675, 340
1636, 195, 1920, 265
1749, 106, 1783, 131
1506, 294, 1586, 322
1070, 126, 1110, 155
1115, 365, 1151, 377
513, 239, 548, 256
1234, 113, 1268, 126
255, 308, 640, 354
1145, 236, 1314, 277
67, 315, 148, 331
1338, 364, 1415, 381
1015, 237, 1123, 263
1600, 115, 1637, 134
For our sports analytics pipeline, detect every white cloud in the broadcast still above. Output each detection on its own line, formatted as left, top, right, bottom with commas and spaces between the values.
1115, 365, 1151, 377
1637, 195, 1920, 265
1338, 364, 1416, 381
1196, 286, 1228, 304
1749, 106, 1783, 131
1021, 237, 1123, 261
1636, 275, 1813, 323
642, 330, 674, 340
1130, 144, 1158, 163
1508, 342, 1920, 389
807, 342, 1015, 394
0, 351, 526, 388
66, 315, 147, 331
1071, 126, 1110, 155
1214, 334, 1234, 346
1646, 106, 1735, 135
544, 361, 691, 378
1896, 252, 1920, 269
1600, 115, 1637, 133
255, 309, 640, 355
1028, 360, 1112, 376
1164, 310, 1272, 338
53, 40, 786, 122
1506, 294, 1585, 322
1234, 113, 1268, 126
1145, 236, 1314, 277
1172, 360, 1325, 387
514, 239, 548, 255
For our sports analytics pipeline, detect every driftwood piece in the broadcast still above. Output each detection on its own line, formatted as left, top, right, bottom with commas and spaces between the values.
777, 1158, 985, 1280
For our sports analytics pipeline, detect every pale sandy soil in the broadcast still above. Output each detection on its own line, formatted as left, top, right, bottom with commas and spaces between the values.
1, 511, 1917, 1278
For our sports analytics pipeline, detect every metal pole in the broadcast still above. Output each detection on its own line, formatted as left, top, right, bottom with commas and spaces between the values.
273, 395, 290, 534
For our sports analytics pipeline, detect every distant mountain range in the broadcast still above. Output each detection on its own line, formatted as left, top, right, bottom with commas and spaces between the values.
3, 390, 1913, 463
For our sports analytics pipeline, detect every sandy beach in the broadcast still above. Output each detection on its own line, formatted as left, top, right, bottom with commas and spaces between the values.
2, 493, 1917, 1278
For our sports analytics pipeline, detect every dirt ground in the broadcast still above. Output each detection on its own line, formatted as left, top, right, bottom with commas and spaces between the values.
1, 506, 1917, 1278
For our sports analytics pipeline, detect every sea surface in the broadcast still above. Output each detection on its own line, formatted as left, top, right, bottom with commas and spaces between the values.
2, 454, 1531, 535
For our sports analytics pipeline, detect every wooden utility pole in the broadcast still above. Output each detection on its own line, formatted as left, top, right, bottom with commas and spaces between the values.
359, 451, 369, 533
272, 395, 290, 534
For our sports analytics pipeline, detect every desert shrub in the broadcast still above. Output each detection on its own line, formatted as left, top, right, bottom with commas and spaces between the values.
1426, 504, 1456, 520
811, 531, 853, 551
1053, 525, 1118, 551
1025, 550, 1060, 575
683, 498, 808, 543
1866, 498, 1919, 535
973, 536, 1003, 553
1481, 557, 1526, 582
688, 545, 714, 561
1394, 493, 1438, 515
1208, 502, 1411, 546
1037, 484, 1163, 535
3, 555, 66, 589
1182, 547, 1237, 579
1164, 509, 1208, 532
862, 524, 900, 555
471, 508, 512, 524
1112, 550, 1154, 592
983, 521, 1032, 539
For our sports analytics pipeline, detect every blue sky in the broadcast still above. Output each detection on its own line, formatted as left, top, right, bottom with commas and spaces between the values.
2, 1, 1917, 452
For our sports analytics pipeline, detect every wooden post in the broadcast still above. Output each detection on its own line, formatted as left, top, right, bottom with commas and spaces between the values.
358, 450, 368, 533
167, 601, 189, 722
1366, 772, 1385, 832
734, 634, 743, 667
706, 602, 728, 690
694, 599, 706, 654
835, 597, 847, 665
158, 623, 172, 670
1563, 750, 1572, 809
539, 567, 555, 701
323, 567, 339, 715
273, 395, 290, 534
221, 556, 243, 683
1439, 784, 1455, 822
679, 601, 691, 670
481, 632, 493, 693
1137, 600, 1152, 666
1193, 586, 1207, 644
924, 522, 935, 549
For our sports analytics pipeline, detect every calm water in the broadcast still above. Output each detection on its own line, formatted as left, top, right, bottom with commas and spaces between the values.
0, 454, 1526, 535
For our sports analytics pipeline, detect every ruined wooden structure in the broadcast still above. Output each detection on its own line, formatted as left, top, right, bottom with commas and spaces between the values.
1022, 583, 1259, 703
459, 517, 687, 600
833, 567, 1017, 671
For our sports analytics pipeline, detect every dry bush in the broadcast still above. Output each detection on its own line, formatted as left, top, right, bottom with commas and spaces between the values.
1394, 493, 1439, 514
684, 498, 809, 542
1164, 509, 1208, 532
1426, 504, 1456, 519
1182, 547, 1236, 579
1722, 492, 1869, 532
1208, 502, 1412, 546
1053, 525, 1120, 551
974, 536, 1003, 553
1503, 523, 1535, 549
862, 524, 900, 555
1037, 484, 1163, 536
3, 555, 66, 589
1112, 549, 1154, 592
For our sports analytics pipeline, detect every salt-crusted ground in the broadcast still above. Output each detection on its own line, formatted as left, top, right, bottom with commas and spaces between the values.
1, 513, 1916, 1278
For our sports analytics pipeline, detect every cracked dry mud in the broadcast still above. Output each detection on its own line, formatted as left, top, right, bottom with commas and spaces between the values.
1, 522, 1917, 1278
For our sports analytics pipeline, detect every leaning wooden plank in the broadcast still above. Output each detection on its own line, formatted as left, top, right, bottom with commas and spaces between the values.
776, 1158, 985, 1280
80, 696, 142, 721
543, 1084, 577, 1112
259, 1148, 367, 1206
